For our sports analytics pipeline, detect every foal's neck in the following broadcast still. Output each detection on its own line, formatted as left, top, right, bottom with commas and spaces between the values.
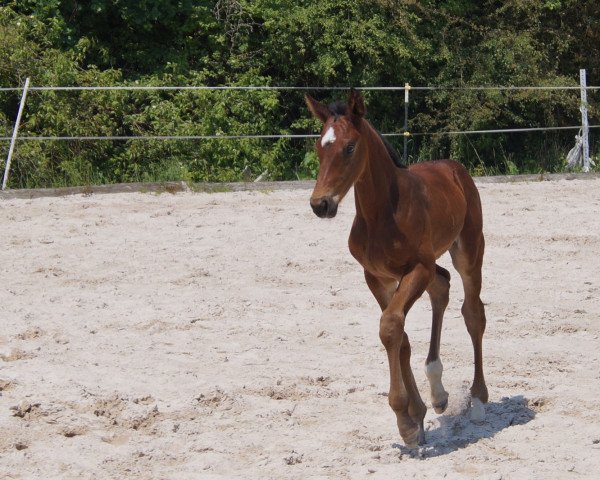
353, 122, 408, 223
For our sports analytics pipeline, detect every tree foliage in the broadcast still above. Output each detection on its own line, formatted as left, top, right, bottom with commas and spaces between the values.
0, 0, 598, 187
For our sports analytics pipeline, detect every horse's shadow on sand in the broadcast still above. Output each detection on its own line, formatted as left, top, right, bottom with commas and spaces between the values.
393, 395, 536, 458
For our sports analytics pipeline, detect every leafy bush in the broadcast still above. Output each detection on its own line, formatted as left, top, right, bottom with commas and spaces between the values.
1, 0, 598, 188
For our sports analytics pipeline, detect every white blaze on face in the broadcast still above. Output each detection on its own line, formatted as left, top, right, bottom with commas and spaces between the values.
320, 126, 337, 147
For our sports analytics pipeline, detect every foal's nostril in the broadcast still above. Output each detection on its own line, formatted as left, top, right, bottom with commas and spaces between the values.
319, 198, 329, 213
310, 196, 337, 218
310, 197, 329, 217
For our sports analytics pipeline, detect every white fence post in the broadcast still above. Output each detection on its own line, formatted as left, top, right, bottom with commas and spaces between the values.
403, 82, 410, 165
579, 69, 590, 172
2, 77, 31, 191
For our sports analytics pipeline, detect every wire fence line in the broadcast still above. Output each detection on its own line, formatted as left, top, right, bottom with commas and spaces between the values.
0, 83, 597, 143
1, 80, 598, 189
1, 125, 600, 143
0, 80, 599, 154
1, 84, 599, 92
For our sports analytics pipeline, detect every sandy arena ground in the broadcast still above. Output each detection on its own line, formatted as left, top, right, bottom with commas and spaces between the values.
1, 178, 599, 479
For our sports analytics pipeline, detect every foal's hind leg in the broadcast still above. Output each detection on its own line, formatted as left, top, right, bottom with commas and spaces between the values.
450, 237, 489, 422
425, 265, 451, 413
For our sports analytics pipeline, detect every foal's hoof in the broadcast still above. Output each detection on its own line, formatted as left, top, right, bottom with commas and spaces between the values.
401, 426, 425, 448
433, 396, 449, 414
470, 398, 486, 423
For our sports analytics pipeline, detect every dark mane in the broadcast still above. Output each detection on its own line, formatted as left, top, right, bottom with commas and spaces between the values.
378, 133, 407, 169
328, 101, 347, 117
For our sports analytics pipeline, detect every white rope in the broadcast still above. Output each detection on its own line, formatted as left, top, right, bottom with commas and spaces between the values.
566, 130, 584, 170
566, 129, 597, 170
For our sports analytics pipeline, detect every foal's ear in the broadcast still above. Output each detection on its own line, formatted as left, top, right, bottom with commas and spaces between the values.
348, 88, 366, 120
305, 94, 330, 124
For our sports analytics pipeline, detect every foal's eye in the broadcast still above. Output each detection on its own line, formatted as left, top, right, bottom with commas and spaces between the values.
345, 143, 356, 155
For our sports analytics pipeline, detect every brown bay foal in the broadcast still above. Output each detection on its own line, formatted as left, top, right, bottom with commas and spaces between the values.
306, 89, 489, 447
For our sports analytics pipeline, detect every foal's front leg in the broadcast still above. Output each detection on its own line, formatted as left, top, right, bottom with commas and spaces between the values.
371, 265, 431, 447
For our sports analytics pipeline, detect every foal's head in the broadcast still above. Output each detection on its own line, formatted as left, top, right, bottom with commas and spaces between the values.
305, 89, 367, 218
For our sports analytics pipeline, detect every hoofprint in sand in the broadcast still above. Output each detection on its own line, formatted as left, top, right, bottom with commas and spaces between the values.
1, 179, 599, 479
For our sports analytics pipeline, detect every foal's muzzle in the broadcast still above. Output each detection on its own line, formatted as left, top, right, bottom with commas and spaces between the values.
310, 196, 338, 218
